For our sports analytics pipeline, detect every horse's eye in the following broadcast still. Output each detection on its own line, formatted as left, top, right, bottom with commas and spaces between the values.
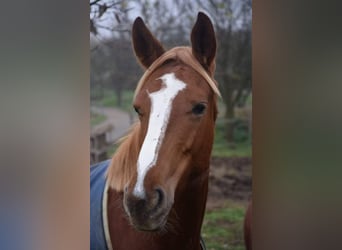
134, 106, 142, 116
192, 103, 206, 115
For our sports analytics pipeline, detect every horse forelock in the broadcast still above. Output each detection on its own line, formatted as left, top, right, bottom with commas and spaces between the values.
133, 47, 221, 99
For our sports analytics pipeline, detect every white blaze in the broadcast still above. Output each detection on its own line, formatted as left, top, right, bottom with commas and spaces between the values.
133, 73, 186, 198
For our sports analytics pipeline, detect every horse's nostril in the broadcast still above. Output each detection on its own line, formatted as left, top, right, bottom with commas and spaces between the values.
149, 188, 165, 210
155, 188, 164, 206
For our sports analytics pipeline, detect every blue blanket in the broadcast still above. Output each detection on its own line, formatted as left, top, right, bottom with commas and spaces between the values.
90, 160, 111, 250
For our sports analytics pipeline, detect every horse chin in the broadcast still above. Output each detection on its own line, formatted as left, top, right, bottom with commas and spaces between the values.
128, 206, 171, 233
133, 217, 168, 232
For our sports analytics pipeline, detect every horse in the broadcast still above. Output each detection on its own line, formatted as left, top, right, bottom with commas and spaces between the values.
90, 12, 220, 250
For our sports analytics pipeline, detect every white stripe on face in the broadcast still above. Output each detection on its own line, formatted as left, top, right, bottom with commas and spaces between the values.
133, 73, 186, 198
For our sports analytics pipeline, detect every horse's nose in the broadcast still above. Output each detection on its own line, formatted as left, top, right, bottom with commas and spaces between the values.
123, 187, 167, 230
124, 187, 164, 212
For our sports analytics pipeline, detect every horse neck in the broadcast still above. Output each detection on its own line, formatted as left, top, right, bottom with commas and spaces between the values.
170, 107, 216, 246
172, 163, 210, 246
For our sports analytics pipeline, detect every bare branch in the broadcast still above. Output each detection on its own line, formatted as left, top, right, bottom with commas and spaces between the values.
90, 0, 102, 6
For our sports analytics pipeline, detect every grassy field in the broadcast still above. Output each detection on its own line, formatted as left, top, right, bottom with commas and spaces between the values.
212, 120, 251, 158
213, 97, 252, 158
202, 201, 246, 250
92, 90, 134, 113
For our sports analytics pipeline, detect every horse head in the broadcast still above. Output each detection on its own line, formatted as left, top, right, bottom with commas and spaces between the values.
109, 12, 219, 232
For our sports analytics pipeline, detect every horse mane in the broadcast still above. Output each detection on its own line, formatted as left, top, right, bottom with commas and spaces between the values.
107, 46, 220, 192
106, 123, 140, 191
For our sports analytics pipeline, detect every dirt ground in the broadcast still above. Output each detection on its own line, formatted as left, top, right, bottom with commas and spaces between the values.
206, 157, 252, 210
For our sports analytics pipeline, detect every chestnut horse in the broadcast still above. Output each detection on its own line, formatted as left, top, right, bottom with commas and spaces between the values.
90, 12, 220, 250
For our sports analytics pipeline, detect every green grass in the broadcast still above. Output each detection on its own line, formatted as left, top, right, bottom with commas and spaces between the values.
214, 96, 252, 158
95, 90, 134, 112
90, 112, 107, 127
99, 94, 117, 107
212, 120, 252, 158
202, 203, 246, 250
246, 94, 252, 106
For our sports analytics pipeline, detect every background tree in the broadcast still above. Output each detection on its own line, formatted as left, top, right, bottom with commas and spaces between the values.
90, 0, 131, 36
90, 0, 138, 107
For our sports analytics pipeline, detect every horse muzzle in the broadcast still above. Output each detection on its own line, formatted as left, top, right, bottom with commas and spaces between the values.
123, 187, 171, 231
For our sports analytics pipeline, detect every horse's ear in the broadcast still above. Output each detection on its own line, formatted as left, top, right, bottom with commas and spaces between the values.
132, 17, 165, 69
191, 12, 217, 74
